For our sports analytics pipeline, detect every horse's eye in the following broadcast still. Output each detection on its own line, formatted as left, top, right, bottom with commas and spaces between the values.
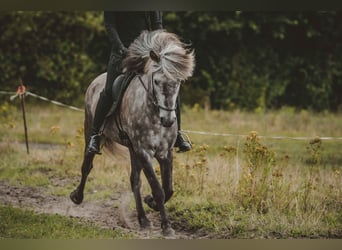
154, 80, 160, 86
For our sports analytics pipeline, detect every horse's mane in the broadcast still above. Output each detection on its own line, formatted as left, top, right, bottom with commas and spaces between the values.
122, 30, 195, 82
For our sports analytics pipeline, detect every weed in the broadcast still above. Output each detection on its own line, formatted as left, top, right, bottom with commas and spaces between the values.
175, 143, 210, 195
306, 137, 323, 165
238, 131, 276, 213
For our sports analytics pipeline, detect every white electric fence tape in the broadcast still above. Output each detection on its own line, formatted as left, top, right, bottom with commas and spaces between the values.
2, 89, 342, 141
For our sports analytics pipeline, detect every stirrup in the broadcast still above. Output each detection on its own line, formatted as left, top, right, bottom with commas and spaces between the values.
87, 134, 102, 155
175, 131, 192, 153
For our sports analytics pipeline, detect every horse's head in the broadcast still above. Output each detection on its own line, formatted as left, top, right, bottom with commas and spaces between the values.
123, 30, 195, 128
150, 68, 180, 127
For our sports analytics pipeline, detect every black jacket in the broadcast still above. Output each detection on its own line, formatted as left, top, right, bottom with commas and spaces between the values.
104, 11, 163, 49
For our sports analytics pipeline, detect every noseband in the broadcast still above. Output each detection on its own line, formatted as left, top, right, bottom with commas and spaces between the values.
138, 74, 177, 112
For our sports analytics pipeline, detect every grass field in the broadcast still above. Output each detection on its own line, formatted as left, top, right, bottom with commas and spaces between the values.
0, 205, 132, 239
0, 100, 341, 238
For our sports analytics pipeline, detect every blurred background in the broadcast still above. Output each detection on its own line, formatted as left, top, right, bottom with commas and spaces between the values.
0, 11, 341, 112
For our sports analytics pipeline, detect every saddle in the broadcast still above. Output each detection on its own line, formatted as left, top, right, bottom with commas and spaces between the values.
106, 72, 136, 118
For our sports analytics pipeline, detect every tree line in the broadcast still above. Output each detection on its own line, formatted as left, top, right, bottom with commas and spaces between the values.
0, 11, 341, 111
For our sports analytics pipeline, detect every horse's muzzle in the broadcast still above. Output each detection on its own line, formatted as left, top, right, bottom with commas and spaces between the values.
160, 116, 176, 127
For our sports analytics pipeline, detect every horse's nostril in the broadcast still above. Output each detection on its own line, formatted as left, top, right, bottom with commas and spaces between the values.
160, 117, 174, 127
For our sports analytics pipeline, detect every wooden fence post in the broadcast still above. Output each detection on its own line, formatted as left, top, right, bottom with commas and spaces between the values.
18, 85, 29, 154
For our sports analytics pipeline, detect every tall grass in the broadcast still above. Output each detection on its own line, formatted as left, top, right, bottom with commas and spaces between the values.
170, 136, 341, 237
168, 106, 342, 238
0, 100, 341, 238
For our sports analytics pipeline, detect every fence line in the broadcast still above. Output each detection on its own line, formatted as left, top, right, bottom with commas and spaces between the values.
25, 92, 84, 112
2, 89, 342, 141
182, 130, 342, 141
0, 91, 16, 95
5, 90, 84, 112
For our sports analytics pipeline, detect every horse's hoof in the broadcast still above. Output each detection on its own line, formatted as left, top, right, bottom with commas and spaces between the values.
144, 195, 159, 211
162, 226, 175, 238
70, 189, 83, 205
162, 221, 175, 237
139, 217, 152, 229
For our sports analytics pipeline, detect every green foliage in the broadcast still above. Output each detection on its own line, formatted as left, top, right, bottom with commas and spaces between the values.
0, 11, 108, 106
0, 11, 341, 111
164, 11, 342, 111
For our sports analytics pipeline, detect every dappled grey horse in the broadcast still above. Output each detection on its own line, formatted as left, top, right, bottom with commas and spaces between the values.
70, 30, 195, 236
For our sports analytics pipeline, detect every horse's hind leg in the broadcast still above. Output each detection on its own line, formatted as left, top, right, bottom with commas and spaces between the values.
70, 151, 95, 204
70, 108, 96, 204
129, 148, 151, 229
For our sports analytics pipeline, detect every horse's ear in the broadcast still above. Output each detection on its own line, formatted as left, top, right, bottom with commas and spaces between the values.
150, 50, 160, 63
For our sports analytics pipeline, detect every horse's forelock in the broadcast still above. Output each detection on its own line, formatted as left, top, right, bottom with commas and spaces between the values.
122, 30, 195, 81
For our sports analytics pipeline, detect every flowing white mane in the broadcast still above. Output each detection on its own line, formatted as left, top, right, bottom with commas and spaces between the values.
122, 30, 195, 82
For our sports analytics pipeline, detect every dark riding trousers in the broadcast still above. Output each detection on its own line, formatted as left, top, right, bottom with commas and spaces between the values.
91, 11, 163, 135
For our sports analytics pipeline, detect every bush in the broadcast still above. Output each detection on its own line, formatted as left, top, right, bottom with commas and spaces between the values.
0, 11, 108, 107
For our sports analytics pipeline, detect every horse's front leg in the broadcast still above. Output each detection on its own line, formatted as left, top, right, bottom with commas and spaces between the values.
141, 154, 175, 237
129, 148, 152, 229
70, 151, 95, 204
144, 149, 174, 210
159, 149, 174, 203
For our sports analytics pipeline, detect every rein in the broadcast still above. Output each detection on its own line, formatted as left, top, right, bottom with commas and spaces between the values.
138, 74, 176, 112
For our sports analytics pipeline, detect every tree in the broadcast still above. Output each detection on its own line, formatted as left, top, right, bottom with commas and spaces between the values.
0, 11, 108, 105
1, 11, 341, 111
164, 11, 342, 111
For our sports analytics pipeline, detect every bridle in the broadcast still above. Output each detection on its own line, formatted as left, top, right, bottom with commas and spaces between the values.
138, 72, 177, 112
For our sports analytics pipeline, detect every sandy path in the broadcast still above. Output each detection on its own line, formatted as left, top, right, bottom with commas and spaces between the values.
0, 180, 199, 239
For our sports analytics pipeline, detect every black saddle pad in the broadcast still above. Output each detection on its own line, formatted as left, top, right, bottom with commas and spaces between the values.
106, 72, 136, 117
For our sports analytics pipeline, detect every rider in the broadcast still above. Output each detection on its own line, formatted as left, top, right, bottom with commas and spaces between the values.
87, 11, 192, 154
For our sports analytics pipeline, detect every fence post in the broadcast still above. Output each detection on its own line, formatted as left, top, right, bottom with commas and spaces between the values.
18, 85, 29, 154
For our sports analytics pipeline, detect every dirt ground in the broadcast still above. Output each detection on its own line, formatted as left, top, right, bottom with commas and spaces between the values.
0, 180, 206, 239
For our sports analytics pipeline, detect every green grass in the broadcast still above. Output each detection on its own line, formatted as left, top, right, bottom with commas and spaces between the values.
0, 205, 133, 239
0, 101, 341, 238
168, 195, 342, 239
0, 101, 84, 145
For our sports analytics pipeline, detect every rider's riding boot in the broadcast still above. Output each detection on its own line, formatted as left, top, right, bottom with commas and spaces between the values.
174, 95, 192, 152
87, 90, 113, 155
175, 131, 191, 152
88, 134, 102, 155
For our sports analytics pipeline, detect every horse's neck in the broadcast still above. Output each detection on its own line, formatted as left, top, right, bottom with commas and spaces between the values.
125, 74, 153, 113
138, 74, 150, 93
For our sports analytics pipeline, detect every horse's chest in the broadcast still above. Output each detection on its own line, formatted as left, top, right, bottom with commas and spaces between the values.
130, 122, 176, 150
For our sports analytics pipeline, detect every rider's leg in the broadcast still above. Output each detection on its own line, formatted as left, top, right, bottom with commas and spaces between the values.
174, 95, 192, 152
87, 47, 123, 154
